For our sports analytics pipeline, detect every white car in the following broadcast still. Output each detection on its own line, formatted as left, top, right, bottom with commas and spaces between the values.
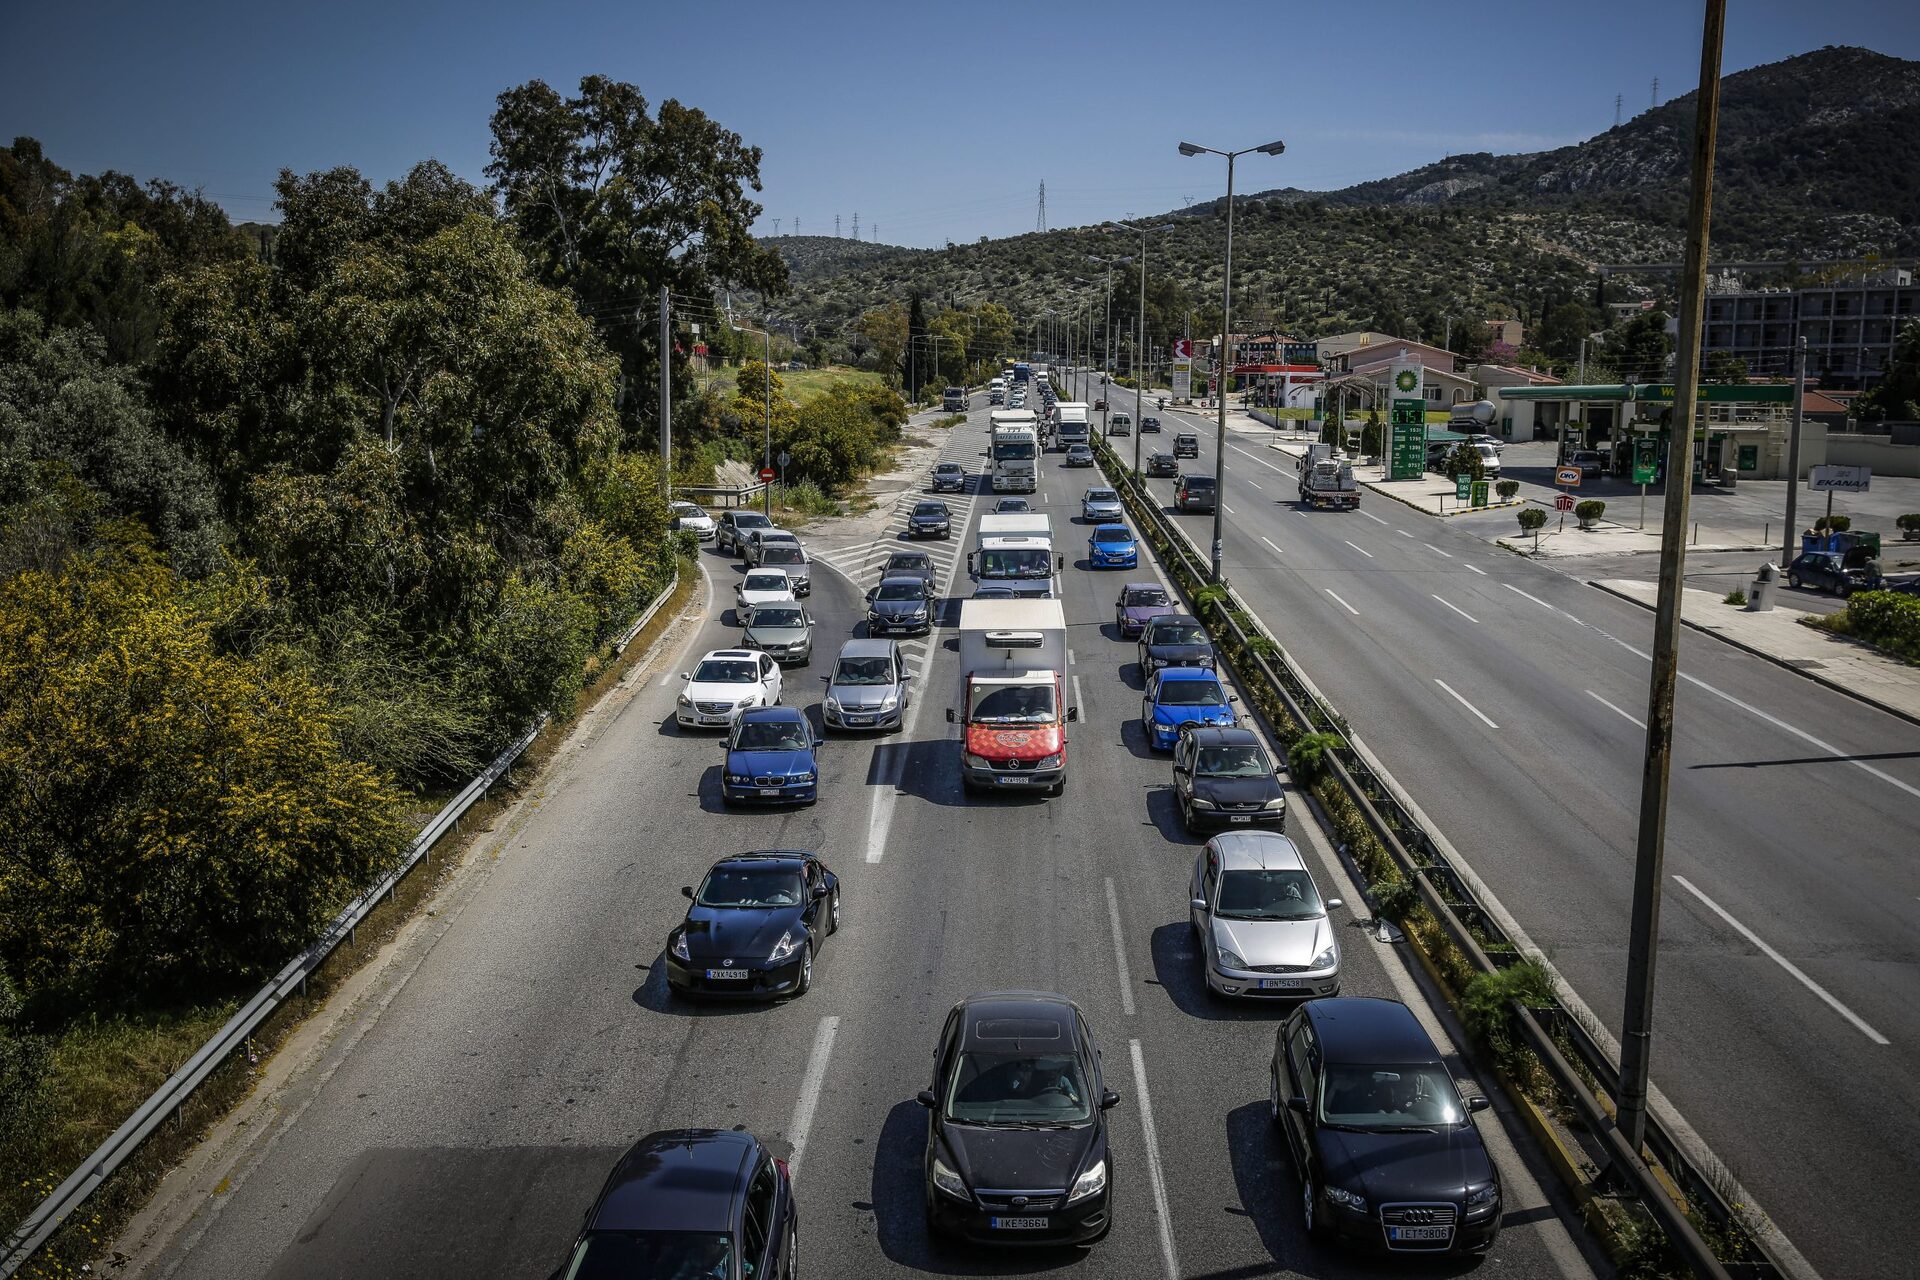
669, 501, 716, 541
677, 648, 784, 728
736, 568, 796, 612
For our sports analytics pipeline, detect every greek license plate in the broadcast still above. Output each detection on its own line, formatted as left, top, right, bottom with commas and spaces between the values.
990, 1216, 1049, 1230
705, 969, 748, 980
758, 788, 781, 797
1229, 815, 1253, 823
1258, 978, 1301, 990
1389, 1225, 1450, 1242
700, 715, 730, 725
847, 715, 871, 725
996, 776, 1030, 785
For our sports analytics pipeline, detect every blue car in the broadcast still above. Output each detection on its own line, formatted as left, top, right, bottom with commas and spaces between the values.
1140, 667, 1237, 751
721, 706, 820, 806
1088, 523, 1139, 569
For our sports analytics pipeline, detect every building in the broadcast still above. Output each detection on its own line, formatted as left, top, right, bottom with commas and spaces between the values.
1315, 330, 1453, 366
1474, 364, 1565, 441
1485, 318, 1525, 350
1693, 267, 1918, 390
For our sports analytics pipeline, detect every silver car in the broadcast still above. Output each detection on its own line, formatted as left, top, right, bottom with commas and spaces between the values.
1189, 832, 1343, 1000
740, 601, 814, 665
669, 500, 717, 541
751, 541, 811, 596
821, 638, 911, 731
1081, 486, 1123, 522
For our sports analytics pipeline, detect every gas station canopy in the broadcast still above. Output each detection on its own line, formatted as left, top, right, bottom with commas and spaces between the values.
1495, 383, 1793, 403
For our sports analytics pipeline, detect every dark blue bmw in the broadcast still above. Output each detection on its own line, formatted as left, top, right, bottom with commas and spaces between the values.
721, 706, 819, 806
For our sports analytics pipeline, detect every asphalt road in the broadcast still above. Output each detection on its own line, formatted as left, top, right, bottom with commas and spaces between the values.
1120, 390, 1920, 1280
114, 396, 1601, 1280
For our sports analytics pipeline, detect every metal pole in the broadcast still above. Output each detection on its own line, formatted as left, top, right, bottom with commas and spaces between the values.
763, 328, 773, 516
1210, 154, 1235, 583
1781, 334, 1806, 568
1103, 266, 1114, 439
1618, 0, 1724, 1158
659, 286, 672, 497
1135, 233, 1147, 477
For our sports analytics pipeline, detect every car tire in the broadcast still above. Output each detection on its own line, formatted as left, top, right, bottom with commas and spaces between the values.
1269, 1067, 1284, 1126
795, 943, 814, 997
1182, 798, 1198, 833
1788, 572, 1801, 588
1838, 582, 1853, 598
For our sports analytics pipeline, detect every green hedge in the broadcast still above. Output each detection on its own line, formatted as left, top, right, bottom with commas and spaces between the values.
1841, 590, 1920, 661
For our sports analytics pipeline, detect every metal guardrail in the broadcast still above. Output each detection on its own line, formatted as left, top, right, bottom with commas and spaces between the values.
673, 482, 767, 509
0, 568, 685, 1278
1092, 439, 1772, 1280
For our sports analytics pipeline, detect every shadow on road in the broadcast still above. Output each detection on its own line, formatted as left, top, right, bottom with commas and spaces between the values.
1147, 923, 1291, 1024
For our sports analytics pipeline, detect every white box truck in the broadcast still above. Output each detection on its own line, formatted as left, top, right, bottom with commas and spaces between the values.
1053, 402, 1090, 450
946, 598, 1077, 794
968, 513, 1059, 598
988, 410, 1039, 492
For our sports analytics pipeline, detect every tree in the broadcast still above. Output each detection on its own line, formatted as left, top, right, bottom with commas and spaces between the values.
1703, 350, 1749, 384
1854, 318, 1920, 421
906, 292, 928, 401
855, 303, 906, 384
1537, 301, 1593, 360
1612, 308, 1673, 383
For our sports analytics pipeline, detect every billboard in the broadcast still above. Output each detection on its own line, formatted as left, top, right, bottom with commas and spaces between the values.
1171, 358, 1192, 401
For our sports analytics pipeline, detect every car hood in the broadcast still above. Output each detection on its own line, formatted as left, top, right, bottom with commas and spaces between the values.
1317, 1123, 1492, 1205
679, 905, 801, 961
738, 590, 790, 607
1085, 503, 1122, 517
743, 625, 809, 648
828, 683, 900, 709
1213, 915, 1330, 969
677, 515, 715, 529
941, 1121, 1098, 1195
1151, 702, 1234, 730
685, 682, 757, 704
1147, 642, 1212, 666
726, 747, 814, 776
910, 512, 950, 525
965, 724, 1062, 761
870, 597, 930, 616
1193, 774, 1283, 807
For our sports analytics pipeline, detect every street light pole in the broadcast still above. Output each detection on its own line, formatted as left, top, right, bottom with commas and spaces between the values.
729, 313, 776, 517
1109, 221, 1168, 478
1180, 138, 1285, 583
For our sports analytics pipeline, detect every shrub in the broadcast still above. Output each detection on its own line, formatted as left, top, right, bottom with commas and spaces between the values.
1461, 961, 1558, 1079
1372, 877, 1421, 923
1574, 499, 1605, 521
1495, 478, 1520, 501
1841, 589, 1920, 661
1441, 441, 1485, 480
1724, 588, 1748, 606
1898, 513, 1920, 532
1517, 507, 1547, 531
1287, 731, 1344, 787
1828, 514, 1852, 532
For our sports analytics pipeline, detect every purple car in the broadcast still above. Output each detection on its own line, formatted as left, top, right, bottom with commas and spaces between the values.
1115, 582, 1174, 638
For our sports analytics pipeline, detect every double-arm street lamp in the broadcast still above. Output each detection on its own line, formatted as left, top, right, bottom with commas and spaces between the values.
1107, 220, 1173, 477
729, 313, 776, 516
1088, 254, 1129, 441
1178, 138, 1285, 582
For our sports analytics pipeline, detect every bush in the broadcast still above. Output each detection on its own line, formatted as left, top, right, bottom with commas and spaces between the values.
1495, 479, 1520, 500
1517, 507, 1547, 531
1828, 514, 1852, 532
1574, 499, 1606, 521
1287, 731, 1344, 787
1441, 441, 1485, 481
1461, 961, 1557, 1079
1724, 588, 1748, 606
1372, 877, 1421, 923
1841, 589, 1920, 660
1898, 513, 1920, 532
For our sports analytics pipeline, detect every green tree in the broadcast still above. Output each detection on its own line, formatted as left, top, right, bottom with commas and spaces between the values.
1854, 318, 1920, 421
906, 292, 928, 400
856, 302, 907, 384
1611, 308, 1673, 383
1537, 301, 1593, 360
1703, 350, 1749, 384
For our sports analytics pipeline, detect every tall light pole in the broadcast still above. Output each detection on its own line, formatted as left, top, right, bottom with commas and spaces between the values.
1108, 220, 1173, 477
1180, 138, 1286, 582
1088, 254, 1128, 441
729, 313, 776, 516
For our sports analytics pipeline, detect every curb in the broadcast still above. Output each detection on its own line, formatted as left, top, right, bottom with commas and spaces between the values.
1586, 580, 1920, 730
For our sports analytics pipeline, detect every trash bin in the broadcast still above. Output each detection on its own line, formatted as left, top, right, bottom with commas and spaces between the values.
1747, 561, 1777, 612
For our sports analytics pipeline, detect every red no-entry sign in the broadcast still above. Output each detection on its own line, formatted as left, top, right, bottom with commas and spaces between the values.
759, 466, 776, 481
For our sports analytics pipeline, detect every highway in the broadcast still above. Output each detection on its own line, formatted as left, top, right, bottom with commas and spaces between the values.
113, 395, 1601, 1280
1117, 387, 1920, 1280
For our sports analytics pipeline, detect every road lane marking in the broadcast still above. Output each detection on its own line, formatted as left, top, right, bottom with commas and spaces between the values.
1105, 879, 1137, 1016
1586, 689, 1647, 729
1228, 443, 1288, 473
1359, 510, 1389, 526
1674, 877, 1889, 1044
1342, 540, 1373, 559
1261, 536, 1283, 555
1465, 563, 1487, 575
1246, 480, 1263, 491
1395, 528, 1413, 538
1432, 595, 1481, 624
1128, 1040, 1181, 1280
1325, 589, 1360, 616
1073, 674, 1087, 718
786, 1015, 842, 1175
1223, 504, 1236, 515
1067, 648, 1076, 665
1504, 582, 1557, 610
1434, 679, 1498, 729
1423, 542, 1454, 558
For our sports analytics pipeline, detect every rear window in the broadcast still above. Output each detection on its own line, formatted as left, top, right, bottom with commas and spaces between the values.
1182, 477, 1216, 491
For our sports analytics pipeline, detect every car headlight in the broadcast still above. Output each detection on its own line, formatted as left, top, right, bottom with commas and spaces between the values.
1215, 945, 1247, 971
931, 1157, 969, 1201
1311, 941, 1338, 971
726, 773, 751, 784
1190, 796, 1217, 809
1066, 1159, 1107, 1204
1035, 753, 1062, 769
734, 697, 755, 708
768, 931, 799, 962
824, 696, 842, 713
1325, 1184, 1366, 1213
792, 771, 816, 784
910, 609, 928, 620
963, 752, 991, 769
878, 693, 899, 711
1263, 795, 1287, 810
671, 932, 690, 961
677, 693, 692, 707
1465, 1183, 1499, 1209
743, 637, 764, 650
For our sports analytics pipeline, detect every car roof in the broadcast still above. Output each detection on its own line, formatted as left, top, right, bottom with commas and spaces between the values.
836, 638, 897, 659
702, 649, 759, 661
589, 1129, 756, 1233
1185, 726, 1260, 751
955, 990, 1082, 1049
737, 704, 805, 725
887, 550, 932, 561
1209, 830, 1302, 872
1156, 666, 1221, 683
1122, 581, 1166, 594
1303, 998, 1442, 1066
1093, 523, 1131, 534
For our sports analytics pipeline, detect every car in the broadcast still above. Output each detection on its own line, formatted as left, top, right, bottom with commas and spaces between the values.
735, 568, 797, 613
1563, 450, 1604, 480
989, 392, 1004, 405
1787, 551, 1882, 597
1064, 444, 1095, 467
995, 497, 1031, 514
1175, 474, 1216, 512
931, 462, 968, 493
1191, 832, 1340, 996
1146, 451, 1179, 478
1087, 523, 1138, 569
1272, 997, 1501, 1255
971, 584, 1019, 599
666, 850, 840, 998
1094, 398, 1107, 411
1174, 727, 1287, 833
743, 526, 800, 565
1114, 582, 1174, 637
720, 706, 821, 806
1109, 413, 1132, 436
1081, 487, 1123, 522
908, 499, 953, 539
678, 649, 783, 728
918, 991, 1118, 1246
866, 575, 934, 635
1138, 612, 1214, 674
749, 541, 810, 595
716, 509, 774, 556
553, 1129, 796, 1279
1141, 667, 1237, 750
878, 548, 937, 588
1141, 416, 1161, 433
669, 500, 717, 541
1173, 433, 1200, 458
821, 638, 911, 731
740, 600, 813, 665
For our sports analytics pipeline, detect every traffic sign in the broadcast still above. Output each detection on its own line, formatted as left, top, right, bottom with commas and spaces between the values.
1810, 464, 1871, 493
1171, 338, 1194, 359
777, 450, 791, 469
758, 466, 776, 481
1555, 466, 1582, 487
1554, 493, 1575, 512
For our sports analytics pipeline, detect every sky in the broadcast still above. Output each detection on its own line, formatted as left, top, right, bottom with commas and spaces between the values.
4, 0, 1918, 248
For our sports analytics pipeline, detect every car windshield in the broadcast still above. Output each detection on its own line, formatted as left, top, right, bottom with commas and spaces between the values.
732, 720, 810, 752
671, 504, 705, 519
1150, 622, 1207, 646
748, 607, 805, 629
1086, 489, 1117, 502
1320, 1063, 1465, 1130
563, 1230, 733, 1280
993, 440, 1037, 461
996, 500, 1029, 512
969, 684, 1057, 724
1196, 745, 1269, 778
833, 655, 894, 686
697, 865, 805, 907
1215, 869, 1321, 921
1125, 588, 1171, 608
1092, 527, 1131, 544
1068, 447, 1091, 457
759, 547, 803, 565
945, 1051, 1091, 1125
743, 574, 787, 593
979, 548, 1052, 578
1157, 679, 1226, 707
888, 555, 931, 571
692, 659, 757, 684
875, 581, 926, 602
914, 503, 947, 516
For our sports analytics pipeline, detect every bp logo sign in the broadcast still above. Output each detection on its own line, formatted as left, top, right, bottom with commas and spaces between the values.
1394, 369, 1420, 394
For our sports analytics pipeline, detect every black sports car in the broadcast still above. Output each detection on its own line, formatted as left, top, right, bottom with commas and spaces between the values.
666, 851, 840, 1000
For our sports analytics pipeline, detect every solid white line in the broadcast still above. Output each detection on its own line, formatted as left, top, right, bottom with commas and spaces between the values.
1325, 588, 1360, 616
1434, 678, 1498, 729
1677, 672, 1920, 803
1342, 540, 1373, 559
1504, 582, 1556, 610
1223, 504, 1236, 515
1128, 1040, 1181, 1280
1673, 877, 1890, 1044
1423, 542, 1454, 558
1359, 510, 1389, 526
1466, 563, 1487, 575
1432, 595, 1481, 624
1260, 536, 1283, 555
1073, 674, 1087, 718
1104, 879, 1137, 1016
1586, 689, 1646, 730
786, 1015, 842, 1175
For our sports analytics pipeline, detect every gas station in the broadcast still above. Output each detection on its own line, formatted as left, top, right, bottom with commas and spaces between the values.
1492, 382, 1801, 487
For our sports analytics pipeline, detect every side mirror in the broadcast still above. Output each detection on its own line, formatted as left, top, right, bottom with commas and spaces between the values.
1228, 693, 1240, 703
680, 672, 691, 681
681, 885, 694, 899
945, 708, 957, 724
916, 1089, 937, 1109
966, 552, 977, 574
1056, 555, 1065, 571
1172, 763, 1188, 775
1066, 706, 1080, 723
1326, 898, 1344, 911
1190, 896, 1207, 911
865, 588, 876, 602
812, 883, 829, 899
1099, 1089, 1122, 1111
820, 674, 832, 681
1287, 1096, 1310, 1116
1467, 1095, 1491, 1114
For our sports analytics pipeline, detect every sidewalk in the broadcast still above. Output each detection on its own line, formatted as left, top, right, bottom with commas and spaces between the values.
1590, 578, 1920, 725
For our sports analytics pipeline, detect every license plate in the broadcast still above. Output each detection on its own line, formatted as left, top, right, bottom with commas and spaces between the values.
990, 1216, 1049, 1230
1258, 978, 1301, 989
996, 775, 1030, 785
1389, 1225, 1451, 1242
705, 969, 748, 980
1229, 815, 1253, 823
846, 715, 871, 725
758, 788, 781, 797
700, 715, 729, 725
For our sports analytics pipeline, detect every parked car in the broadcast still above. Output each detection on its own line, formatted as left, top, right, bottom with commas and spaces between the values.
908, 500, 953, 539
821, 638, 911, 731
716, 509, 774, 556
1175, 474, 1217, 512
878, 548, 937, 588
1064, 443, 1095, 467
1173, 727, 1286, 833
1141, 416, 1162, 433
931, 462, 968, 493
1138, 612, 1214, 674
1173, 433, 1200, 458
1081, 487, 1123, 522
1114, 582, 1174, 638
1140, 667, 1237, 751
1146, 451, 1180, 478
919, 991, 1118, 1246
1272, 997, 1501, 1255
678, 649, 783, 729
721, 706, 821, 807
1787, 551, 1883, 597
739, 601, 813, 665
866, 575, 934, 635
1192, 831, 1340, 997
1565, 449, 1604, 479
553, 1130, 795, 1277
669, 500, 717, 541
995, 497, 1032, 513
666, 850, 840, 998
735, 568, 796, 614
1087, 523, 1138, 569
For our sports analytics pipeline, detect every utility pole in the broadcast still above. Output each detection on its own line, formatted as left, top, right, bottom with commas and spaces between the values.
852, 211, 860, 241
1618, 0, 1724, 1158
1615, 93, 1624, 128
1782, 334, 1807, 569
773, 218, 782, 236
835, 214, 841, 238
659, 286, 672, 498
1578, 337, 1587, 384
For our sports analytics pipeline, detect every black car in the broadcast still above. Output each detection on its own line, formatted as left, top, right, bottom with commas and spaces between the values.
867, 575, 934, 635
931, 462, 968, 493
1787, 551, 1882, 597
1173, 433, 1200, 458
1175, 474, 1216, 513
920, 991, 1119, 1246
1173, 726, 1286, 832
1141, 416, 1162, 433
995, 497, 1031, 513
1272, 997, 1500, 1256
666, 851, 840, 1000
1145, 452, 1179, 478
555, 1129, 796, 1279
878, 549, 937, 588
908, 500, 953, 539
1138, 613, 1215, 675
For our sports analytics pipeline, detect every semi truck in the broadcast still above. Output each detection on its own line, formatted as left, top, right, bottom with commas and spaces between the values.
1297, 442, 1360, 510
968, 513, 1060, 598
988, 410, 1039, 492
943, 386, 968, 412
946, 598, 1078, 794
1053, 402, 1091, 450
1012, 362, 1031, 384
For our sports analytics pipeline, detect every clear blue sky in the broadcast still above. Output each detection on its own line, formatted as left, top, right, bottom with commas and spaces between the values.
4, 0, 1916, 247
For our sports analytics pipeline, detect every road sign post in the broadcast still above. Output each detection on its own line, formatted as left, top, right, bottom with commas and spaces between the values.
1470, 479, 1489, 509
1454, 473, 1471, 501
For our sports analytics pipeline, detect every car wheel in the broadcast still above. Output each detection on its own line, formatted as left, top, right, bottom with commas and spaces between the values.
795, 943, 814, 996
1788, 572, 1801, 588
1838, 582, 1852, 598
1182, 798, 1197, 832
828, 890, 842, 935
1269, 1067, 1284, 1125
